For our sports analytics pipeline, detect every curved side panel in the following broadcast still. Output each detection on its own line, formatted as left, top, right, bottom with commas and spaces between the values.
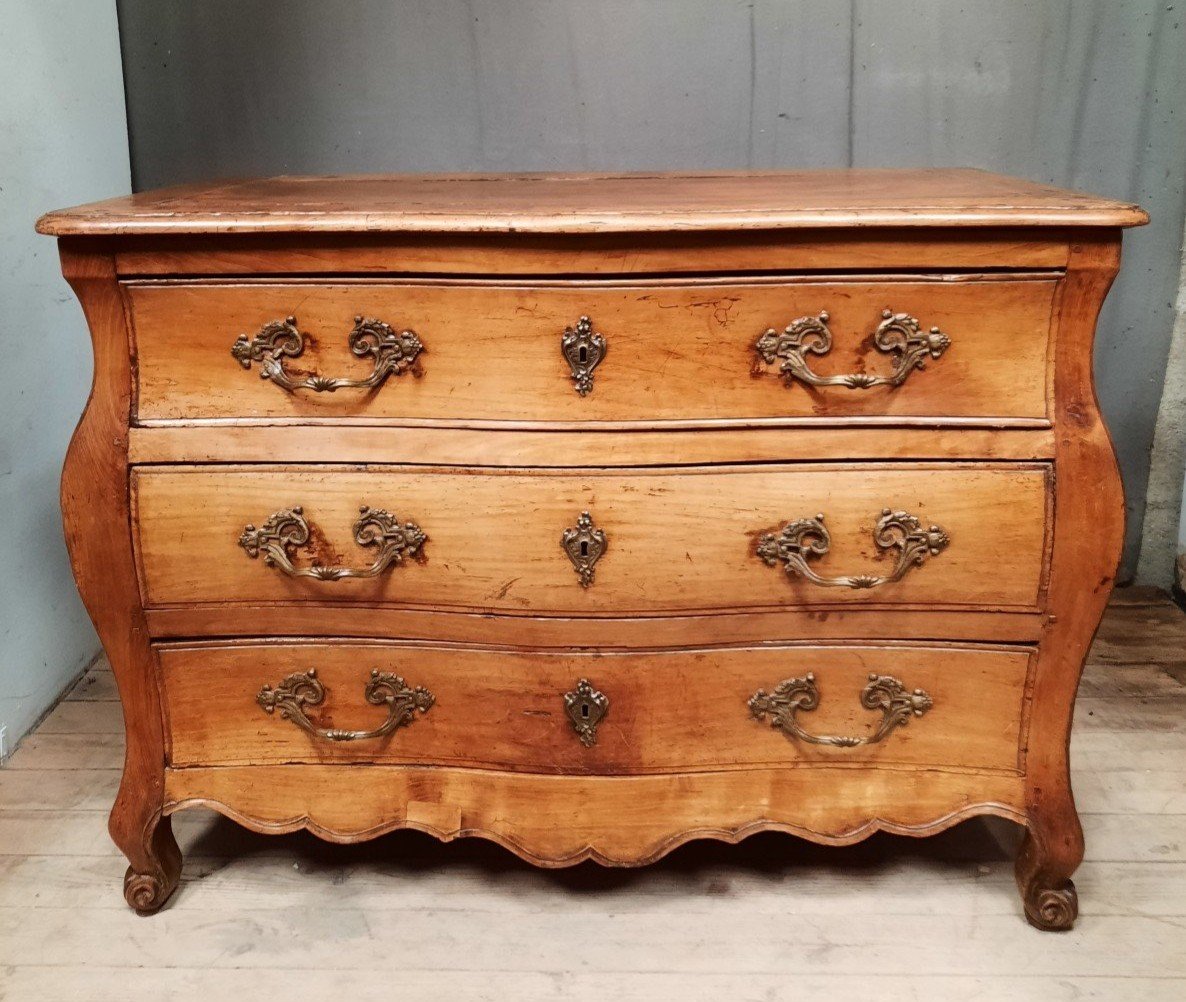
59, 242, 180, 912
164, 764, 1025, 866
1018, 233, 1126, 930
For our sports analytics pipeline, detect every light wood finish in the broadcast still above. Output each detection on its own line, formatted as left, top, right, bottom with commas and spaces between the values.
56, 245, 181, 914
160, 640, 1032, 774
113, 228, 1076, 276
163, 766, 1026, 862
1, 599, 1184, 1000
42, 171, 1144, 925
128, 424, 1058, 466
128, 276, 1055, 424
35, 168, 1147, 235
142, 605, 1048, 646
1013, 236, 1127, 931
132, 463, 1051, 614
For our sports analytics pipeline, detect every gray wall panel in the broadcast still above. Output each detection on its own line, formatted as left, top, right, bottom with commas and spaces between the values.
848, 0, 1186, 577
2, 0, 128, 745
116, 0, 1186, 579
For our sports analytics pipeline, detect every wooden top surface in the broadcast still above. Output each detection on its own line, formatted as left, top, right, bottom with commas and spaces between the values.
36, 169, 1147, 236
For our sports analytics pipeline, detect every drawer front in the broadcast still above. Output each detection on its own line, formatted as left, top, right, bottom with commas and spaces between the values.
159, 641, 1032, 774
128, 277, 1054, 424
132, 463, 1050, 613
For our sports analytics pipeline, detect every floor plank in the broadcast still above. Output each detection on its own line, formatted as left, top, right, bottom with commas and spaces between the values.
0, 769, 119, 811
1, 970, 1179, 1002
2, 732, 124, 771
0, 906, 1182, 976
63, 665, 119, 702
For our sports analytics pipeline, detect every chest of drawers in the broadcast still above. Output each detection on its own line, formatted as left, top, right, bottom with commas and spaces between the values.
38, 170, 1146, 928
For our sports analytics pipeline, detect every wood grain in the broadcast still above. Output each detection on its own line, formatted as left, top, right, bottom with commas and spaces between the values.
1016, 233, 1127, 930
41, 171, 1139, 926
130, 463, 1052, 614
128, 276, 1056, 424
57, 242, 181, 913
35, 169, 1148, 235
112, 228, 1075, 276
141, 604, 1047, 645
127, 423, 1058, 466
162, 764, 1026, 864
158, 640, 1032, 774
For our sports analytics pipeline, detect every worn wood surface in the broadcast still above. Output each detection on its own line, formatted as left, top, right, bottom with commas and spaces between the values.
128, 276, 1055, 424
159, 641, 1032, 774
35, 169, 1148, 236
127, 423, 1059, 467
43, 174, 1132, 929
142, 604, 1048, 647
0, 597, 1182, 999
1015, 236, 1126, 929
112, 229, 1076, 276
163, 765, 1026, 863
56, 244, 181, 915
131, 463, 1051, 614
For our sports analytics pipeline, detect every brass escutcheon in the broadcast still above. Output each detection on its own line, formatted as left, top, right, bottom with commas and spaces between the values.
561, 510, 607, 588
563, 678, 609, 747
561, 315, 606, 396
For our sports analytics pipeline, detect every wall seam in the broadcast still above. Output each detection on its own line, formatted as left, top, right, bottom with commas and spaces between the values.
113, 0, 139, 191
1135, 211, 1186, 588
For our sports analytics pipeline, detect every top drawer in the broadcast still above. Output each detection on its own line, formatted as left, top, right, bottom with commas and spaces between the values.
126, 275, 1055, 426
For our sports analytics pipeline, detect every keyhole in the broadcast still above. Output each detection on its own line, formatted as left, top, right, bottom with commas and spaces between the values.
578, 345, 588, 364
580, 540, 589, 558
581, 703, 590, 719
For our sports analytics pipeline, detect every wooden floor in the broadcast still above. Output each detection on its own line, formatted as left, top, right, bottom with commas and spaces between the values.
1, 595, 1184, 1000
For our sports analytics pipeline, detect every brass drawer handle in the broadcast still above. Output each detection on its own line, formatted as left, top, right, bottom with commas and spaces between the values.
564, 678, 609, 747
561, 315, 606, 396
757, 508, 947, 590
257, 668, 434, 742
755, 309, 950, 389
749, 673, 932, 747
238, 505, 425, 581
231, 315, 422, 393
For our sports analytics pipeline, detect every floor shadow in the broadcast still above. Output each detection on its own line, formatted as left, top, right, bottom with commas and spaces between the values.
180, 810, 1023, 895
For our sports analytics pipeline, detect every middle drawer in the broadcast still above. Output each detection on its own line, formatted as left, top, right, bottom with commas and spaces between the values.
132, 463, 1049, 614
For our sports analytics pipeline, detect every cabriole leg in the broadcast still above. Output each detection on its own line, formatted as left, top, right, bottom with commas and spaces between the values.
59, 246, 181, 914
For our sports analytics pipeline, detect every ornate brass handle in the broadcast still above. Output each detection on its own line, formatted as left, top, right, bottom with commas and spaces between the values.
755, 309, 950, 389
757, 509, 947, 590
231, 315, 422, 393
561, 315, 606, 396
257, 668, 434, 742
748, 673, 932, 747
564, 678, 609, 747
238, 505, 425, 581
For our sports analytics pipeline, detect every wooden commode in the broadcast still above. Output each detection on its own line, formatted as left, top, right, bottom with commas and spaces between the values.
38, 170, 1147, 928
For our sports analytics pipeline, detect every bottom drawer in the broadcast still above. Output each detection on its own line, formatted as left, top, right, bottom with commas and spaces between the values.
158, 640, 1032, 774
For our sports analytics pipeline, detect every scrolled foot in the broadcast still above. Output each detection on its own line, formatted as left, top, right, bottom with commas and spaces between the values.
123, 865, 179, 914
1015, 822, 1083, 931
117, 816, 182, 914
1023, 878, 1078, 931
